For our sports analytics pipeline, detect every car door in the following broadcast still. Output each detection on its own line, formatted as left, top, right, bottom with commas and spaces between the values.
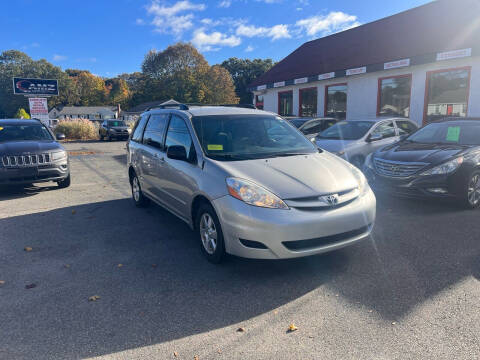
367, 120, 398, 153
140, 113, 169, 200
128, 113, 149, 178
161, 114, 202, 220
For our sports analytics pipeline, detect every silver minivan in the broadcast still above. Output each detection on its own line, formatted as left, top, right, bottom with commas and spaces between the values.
314, 118, 418, 168
127, 105, 376, 263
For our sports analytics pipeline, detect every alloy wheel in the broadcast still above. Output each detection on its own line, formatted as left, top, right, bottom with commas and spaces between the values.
132, 176, 140, 202
467, 174, 480, 206
199, 213, 217, 255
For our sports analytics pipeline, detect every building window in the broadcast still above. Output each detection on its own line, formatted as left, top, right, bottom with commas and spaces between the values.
278, 91, 293, 116
424, 67, 471, 124
255, 95, 264, 110
325, 84, 347, 119
299, 87, 317, 117
377, 74, 412, 117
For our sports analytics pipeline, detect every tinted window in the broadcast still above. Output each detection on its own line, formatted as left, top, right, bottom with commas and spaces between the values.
143, 114, 168, 149
301, 120, 323, 135
0, 124, 53, 142
396, 120, 418, 135
318, 121, 374, 140
372, 121, 396, 138
192, 114, 316, 161
131, 115, 149, 142
407, 122, 480, 145
289, 118, 309, 128
165, 115, 196, 162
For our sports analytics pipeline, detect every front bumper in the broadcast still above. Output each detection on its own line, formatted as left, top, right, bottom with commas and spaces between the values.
364, 167, 461, 199
0, 161, 69, 185
212, 189, 376, 259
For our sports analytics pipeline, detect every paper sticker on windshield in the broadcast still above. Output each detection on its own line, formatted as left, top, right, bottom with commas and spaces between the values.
446, 126, 461, 142
0, 127, 3, 131
207, 144, 223, 151
400, 123, 409, 129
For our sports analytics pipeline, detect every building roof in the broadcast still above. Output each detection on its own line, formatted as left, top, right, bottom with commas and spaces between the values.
57, 106, 117, 116
249, 0, 480, 88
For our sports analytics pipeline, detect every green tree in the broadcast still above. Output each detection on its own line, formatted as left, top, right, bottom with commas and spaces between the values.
14, 108, 30, 119
203, 65, 239, 104
105, 78, 130, 106
221, 58, 275, 103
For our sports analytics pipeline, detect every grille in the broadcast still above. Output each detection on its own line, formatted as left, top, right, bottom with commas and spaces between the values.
374, 158, 427, 178
1, 153, 51, 168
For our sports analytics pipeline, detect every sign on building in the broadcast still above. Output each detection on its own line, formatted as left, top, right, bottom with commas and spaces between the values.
346, 67, 367, 76
13, 78, 59, 96
28, 98, 49, 125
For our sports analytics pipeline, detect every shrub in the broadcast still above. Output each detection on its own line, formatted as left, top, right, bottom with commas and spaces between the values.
55, 119, 98, 140
14, 108, 30, 119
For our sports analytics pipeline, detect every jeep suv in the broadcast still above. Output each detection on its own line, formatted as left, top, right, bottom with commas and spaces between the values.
0, 119, 70, 188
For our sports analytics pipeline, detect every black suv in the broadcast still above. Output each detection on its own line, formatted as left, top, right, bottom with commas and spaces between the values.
0, 119, 70, 188
99, 120, 131, 141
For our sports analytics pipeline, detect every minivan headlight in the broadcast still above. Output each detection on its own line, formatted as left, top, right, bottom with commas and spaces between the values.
226, 177, 289, 209
421, 157, 464, 176
51, 150, 67, 161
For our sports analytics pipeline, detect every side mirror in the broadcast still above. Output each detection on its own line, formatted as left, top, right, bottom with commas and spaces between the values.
368, 133, 383, 142
56, 133, 66, 141
167, 145, 187, 161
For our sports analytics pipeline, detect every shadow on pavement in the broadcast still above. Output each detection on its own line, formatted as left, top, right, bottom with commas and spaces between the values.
0, 183, 59, 200
0, 198, 346, 359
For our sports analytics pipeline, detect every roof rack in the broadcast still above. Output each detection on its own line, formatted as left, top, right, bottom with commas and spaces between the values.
185, 103, 257, 109
146, 103, 190, 111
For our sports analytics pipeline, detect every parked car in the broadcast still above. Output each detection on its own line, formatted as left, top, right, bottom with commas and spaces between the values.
99, 120, 131, 141
286, 117, 312, 128
127, 104, 376, 263
364, 118, 480, 208
314, 117, 418, 168
0, 119, 70, 188
298, 117, 337, 138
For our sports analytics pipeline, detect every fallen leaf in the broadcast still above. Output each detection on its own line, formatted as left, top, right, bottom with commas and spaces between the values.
173, 351, 178, 357
25, 283, 36, 289
117, 264, 123, 268
88, 295, 100, 301
64, 264, 71, 268
71, 210, 76, 215
335, 294, 339, 297
287, 323, 298, 332
217, 349, 222, 354
273, 310, 278, 315
236, 327, 245, 333
391, 321, 396, 325
368, 310, 373, 313
0, 280, 5, 286
24, 246, 33, 252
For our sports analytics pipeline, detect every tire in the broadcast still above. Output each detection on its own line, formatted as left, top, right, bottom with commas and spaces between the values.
57, 174, 71, 189
99, 134, 104, 141
196, 203, 226, 264
106, 134, 112, 142
131, 172, 149, 207
463, 170, 480, 209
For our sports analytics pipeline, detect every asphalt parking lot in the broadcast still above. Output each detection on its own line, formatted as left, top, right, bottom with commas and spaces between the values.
1, 141, 479, 360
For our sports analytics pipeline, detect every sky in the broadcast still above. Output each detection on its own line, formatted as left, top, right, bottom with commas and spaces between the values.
1, 0, 431, 77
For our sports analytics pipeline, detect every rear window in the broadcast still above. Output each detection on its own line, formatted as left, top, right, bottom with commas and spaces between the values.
0, 124, 53, 142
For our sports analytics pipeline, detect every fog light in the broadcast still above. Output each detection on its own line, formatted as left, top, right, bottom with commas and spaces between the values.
427, 188, 448, 194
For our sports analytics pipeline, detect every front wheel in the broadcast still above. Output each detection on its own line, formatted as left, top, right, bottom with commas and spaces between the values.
57, 174, 71, 189
464, 171, 480, 209
196, 203, 226, 263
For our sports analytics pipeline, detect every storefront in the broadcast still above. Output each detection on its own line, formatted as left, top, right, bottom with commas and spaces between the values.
250, 0, 480, 126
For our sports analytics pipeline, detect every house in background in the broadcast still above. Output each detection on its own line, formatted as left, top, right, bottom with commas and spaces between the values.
53, 106, 119, 124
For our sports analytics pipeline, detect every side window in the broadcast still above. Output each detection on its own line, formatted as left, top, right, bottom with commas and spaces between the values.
396, 120, 418, 135
143, 114, 168, 149
302, 121, 323, 135
165, 115, 196, 163
131, 114, 149, 142
372, 121, 396, 138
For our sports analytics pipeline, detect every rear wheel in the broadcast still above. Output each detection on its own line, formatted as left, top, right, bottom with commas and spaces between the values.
196, 203, 225, 263
131, 173, 149, 207
464, 171, 480, 209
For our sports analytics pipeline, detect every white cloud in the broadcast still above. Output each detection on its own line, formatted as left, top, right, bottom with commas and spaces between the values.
218, 0, 231, 7
236, 23, 291, 40
146, 0, 206, 36
136, 18, 145, 25
296, 11, 361, 37
245, 45, 254, 52
53, 54, 67, 61
191, 28, 241, 51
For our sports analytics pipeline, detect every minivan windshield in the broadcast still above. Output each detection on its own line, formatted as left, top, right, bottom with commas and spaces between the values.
0, 124, 53, 143
192, 115, 317, 161
107, 120, 127, 127
318, 121, 375, 140
406, 122, 480, 145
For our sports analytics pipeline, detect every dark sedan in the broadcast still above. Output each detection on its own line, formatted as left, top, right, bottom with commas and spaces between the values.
298, 117, 337, 139
364, 118, 480, 208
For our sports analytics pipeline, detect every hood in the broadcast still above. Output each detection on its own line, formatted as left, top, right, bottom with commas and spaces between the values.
212, 152, 358, 199
0, 140, 62, 156
376, 141, 469, 164
315, 139, 355, 154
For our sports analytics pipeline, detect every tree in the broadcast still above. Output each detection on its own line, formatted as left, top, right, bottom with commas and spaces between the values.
221, 58, 275, 103
203, 65, 239, 104
67, 69, 106, 106
14, 108, 30, 119
105, 78, 130, 106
